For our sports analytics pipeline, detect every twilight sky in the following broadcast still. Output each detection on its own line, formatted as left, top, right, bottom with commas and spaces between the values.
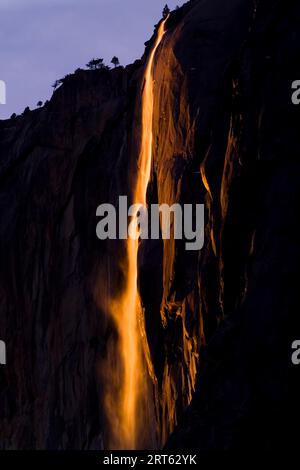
0, 0, 182, 119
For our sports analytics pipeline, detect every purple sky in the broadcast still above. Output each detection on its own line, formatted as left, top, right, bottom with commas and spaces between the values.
0, 0, 182, 119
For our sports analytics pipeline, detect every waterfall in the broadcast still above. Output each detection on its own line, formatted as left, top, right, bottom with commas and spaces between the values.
104, 17, 168, 450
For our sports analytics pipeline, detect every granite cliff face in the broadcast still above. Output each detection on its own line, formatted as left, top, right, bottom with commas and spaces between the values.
1, 0, 300, 450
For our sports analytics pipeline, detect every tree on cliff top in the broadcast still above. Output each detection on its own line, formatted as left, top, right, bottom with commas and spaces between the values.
86, 58, 105, 70
52, 79, 62, 89
111, 56, 120, 68
22, 106, 30, 116
163, 4, 170, 18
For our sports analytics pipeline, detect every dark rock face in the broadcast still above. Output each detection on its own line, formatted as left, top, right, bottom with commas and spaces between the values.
0, 0, 300, 450
164, 0, 300, 450
0, 67, 134, 449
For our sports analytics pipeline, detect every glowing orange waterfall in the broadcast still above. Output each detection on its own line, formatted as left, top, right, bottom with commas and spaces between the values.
105, 18, 168, 450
